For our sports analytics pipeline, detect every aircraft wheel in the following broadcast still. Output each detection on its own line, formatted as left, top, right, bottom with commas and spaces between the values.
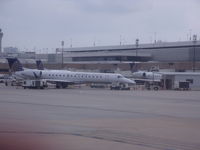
154, 87, 159, 90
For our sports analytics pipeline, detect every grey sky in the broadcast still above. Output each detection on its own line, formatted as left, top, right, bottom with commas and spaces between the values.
0, 0, 200, 52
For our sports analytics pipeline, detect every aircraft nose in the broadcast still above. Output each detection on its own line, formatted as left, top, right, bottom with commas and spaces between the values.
124, 78, 136, 84
132, 72, 140, 78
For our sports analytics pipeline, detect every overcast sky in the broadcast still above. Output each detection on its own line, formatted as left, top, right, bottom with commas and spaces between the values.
0, 0, 200, 52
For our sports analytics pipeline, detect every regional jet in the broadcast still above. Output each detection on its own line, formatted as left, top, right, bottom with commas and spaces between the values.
7, 58, 135, 88
132, 71, 162, 82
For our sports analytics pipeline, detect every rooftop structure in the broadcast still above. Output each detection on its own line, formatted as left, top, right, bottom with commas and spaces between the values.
56, 40, 200, 63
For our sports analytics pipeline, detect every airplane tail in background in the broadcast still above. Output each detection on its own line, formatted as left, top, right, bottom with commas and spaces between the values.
36, 60, 44, 70
6, 58, 24, 72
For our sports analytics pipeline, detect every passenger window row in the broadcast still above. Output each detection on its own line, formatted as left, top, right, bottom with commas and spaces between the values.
48, 74, 103, 79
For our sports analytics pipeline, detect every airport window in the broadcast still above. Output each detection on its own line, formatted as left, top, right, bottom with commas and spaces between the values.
186, 79, 193, 84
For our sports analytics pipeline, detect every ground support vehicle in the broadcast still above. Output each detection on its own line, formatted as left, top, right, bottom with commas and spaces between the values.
22, 79, 47, 89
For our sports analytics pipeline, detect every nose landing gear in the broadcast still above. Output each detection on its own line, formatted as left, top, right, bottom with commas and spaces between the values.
110, 83, 130, 90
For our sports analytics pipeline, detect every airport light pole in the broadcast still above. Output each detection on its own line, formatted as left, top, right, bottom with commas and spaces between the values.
0, 29, 3, 53
70, 38, 72, 48
61, 41, 64, 69
120, 35, 122, 46
135, 39, 139, 59
192, 35, 197, 72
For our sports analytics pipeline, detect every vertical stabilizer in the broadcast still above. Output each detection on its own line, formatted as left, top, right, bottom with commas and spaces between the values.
6, 58, 24, 72
36, 60, 44, 70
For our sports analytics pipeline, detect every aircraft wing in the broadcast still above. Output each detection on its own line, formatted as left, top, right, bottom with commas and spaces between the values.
45, 79, 95, 85
134, 78, 161, 83
45, 79, 74, 84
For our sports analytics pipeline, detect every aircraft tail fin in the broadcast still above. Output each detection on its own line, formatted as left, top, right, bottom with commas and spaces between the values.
36, 60, 44, 70
6, 58, 24, 72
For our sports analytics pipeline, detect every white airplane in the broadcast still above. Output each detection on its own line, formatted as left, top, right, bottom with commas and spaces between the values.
132, 71, 162, 82
7, 58, 135, 88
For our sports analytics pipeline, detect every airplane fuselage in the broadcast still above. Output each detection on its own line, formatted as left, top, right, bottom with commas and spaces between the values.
132, 71, 162, 81
14, 69, 135, 84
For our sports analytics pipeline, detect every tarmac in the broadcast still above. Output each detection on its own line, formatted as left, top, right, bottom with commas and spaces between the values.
0, 84, 200, 150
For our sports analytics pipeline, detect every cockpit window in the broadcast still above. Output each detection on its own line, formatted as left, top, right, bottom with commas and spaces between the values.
117, 75, 123, 78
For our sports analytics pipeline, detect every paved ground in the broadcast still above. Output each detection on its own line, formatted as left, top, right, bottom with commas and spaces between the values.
0, 85, 200, 150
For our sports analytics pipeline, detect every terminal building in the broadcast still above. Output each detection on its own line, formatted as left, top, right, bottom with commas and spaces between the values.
55, 40, 200, 63
0, 40, 200, 72
162, 72, 200, 90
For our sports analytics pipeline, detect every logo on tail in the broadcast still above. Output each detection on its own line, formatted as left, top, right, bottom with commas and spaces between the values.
36, 60, 44, 70
6, 58, 24, 72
